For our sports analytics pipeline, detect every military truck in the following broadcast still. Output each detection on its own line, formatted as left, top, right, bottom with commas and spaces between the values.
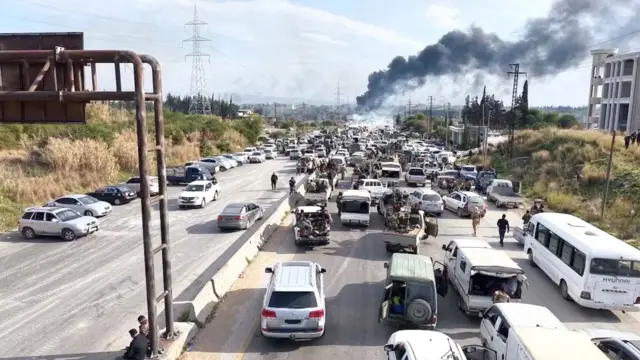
303, 178, 331, 205
381, 208, 438, 254
292, 205, 331, 247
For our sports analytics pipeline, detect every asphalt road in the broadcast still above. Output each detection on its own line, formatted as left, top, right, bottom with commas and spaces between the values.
184, 177, 640, 360
0, 157, 302, 358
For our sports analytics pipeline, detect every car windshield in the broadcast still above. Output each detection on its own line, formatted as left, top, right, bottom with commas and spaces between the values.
409, 169, 425, 175
235, 152, 245, 156
462, 166, 476, 172
78, 196, 99, 205
223, 154, 233, 159
56, 209, 82, 222
342, 200, 370, 213
468, 196, 485, 205
185, 184, 205, 192
590, 258, 640, 277
251, 152, 262, 156
223, 205, 245, 215
422, 194, 441, 202
244, 148, 254, 152
116, 186, 132, 192
264, 149, 272, 153
268, 291, 317, 308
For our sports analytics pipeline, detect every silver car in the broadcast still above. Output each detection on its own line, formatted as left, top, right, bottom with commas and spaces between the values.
19, 206, 99, 241
261, 261, 327, 340
47, 194, 112, 217
217, 202, 263, 230
223, 153, 245, 165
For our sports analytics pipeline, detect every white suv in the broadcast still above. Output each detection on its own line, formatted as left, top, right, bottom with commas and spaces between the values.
261, 261, 327, 340
19, 206, 99, 241
409, 189, 444, 216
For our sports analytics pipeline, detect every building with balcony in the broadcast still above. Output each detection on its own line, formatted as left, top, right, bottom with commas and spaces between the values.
587, 48, 640, 133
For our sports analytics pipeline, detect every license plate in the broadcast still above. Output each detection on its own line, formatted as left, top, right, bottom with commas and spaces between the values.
285, 320, 302, 324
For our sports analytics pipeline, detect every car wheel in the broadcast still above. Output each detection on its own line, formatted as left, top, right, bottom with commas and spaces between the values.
560, 280, 571, 301
22, 227, 36, 239
528, 249, 537, 267
221, 167, 227, 172
84, 210, 94, 217
456, 208, 462, 217
61, 228, 77, 241
200, 199, 206, 208
114, 199, 122, 205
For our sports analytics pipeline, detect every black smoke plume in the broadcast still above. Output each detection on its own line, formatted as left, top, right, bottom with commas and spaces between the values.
357, 0, 639, 108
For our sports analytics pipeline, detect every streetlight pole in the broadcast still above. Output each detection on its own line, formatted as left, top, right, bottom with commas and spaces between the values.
600, 131, 616, 218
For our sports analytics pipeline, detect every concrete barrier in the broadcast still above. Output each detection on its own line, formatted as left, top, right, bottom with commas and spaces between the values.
172, 173, 314, 324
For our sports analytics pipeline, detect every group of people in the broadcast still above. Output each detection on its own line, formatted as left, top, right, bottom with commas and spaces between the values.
270, 172, 297, 194
122, 315, 162, 360
624, 130, 640, 149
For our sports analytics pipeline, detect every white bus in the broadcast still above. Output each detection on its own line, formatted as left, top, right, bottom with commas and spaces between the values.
523, 212, 640, 311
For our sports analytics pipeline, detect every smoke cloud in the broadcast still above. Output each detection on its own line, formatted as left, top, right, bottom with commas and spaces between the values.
356, 0, 640, 108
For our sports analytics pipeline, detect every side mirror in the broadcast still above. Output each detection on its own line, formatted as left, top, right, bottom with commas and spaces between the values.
441, 244, 447, 251
320, 268, 327, 274
463, 346, 477, 354
383, 262, 389, 269
265, 267, 273, 273
383, 344, 394, 352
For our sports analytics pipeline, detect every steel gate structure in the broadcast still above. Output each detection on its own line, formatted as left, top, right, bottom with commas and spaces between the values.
0, 32, 176, 358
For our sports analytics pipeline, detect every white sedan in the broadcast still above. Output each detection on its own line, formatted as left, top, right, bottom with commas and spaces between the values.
249, 151, 266, 163
178, 180, 221, 208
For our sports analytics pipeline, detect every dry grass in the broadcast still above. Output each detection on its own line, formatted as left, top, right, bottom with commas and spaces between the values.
0, 106, 254, 232
471, 128, 640, 241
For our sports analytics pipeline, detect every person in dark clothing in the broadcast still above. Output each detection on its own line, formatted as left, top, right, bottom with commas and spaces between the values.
289, 177, 296, 195
497, 214, 510, 247
336, 192, 344, 215
625, 134, 631, 149
328, 171, 335, 191
270, 172, 278, 190
123, 329, 148, 360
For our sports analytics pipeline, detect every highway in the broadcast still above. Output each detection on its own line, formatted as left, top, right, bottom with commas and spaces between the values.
185, 178, 640, 360
0, 158, 301, 358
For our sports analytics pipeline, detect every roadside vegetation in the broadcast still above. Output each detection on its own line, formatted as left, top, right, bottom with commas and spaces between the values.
0, 104, 263, 232
466, 128, 640, 242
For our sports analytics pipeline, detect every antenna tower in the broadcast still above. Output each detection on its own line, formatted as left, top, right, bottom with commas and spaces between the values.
335, 82, 342, 109
184, 5, 212, 115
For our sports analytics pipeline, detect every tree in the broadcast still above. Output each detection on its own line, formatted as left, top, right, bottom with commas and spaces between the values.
395, 114, 402, 126
557, 114, 580, 129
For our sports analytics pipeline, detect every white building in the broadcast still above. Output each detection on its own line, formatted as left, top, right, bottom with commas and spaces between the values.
587, 48, 640, 132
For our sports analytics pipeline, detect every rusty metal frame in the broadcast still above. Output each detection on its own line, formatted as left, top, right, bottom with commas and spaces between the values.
0, 48, 175, 358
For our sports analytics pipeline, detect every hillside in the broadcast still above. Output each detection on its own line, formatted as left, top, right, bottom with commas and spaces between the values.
469, 128, 640, 241
0, 104, 262, 232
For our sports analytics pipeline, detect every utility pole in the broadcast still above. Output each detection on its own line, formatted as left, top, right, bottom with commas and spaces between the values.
335, 82, 342, 110
601, 131, 617, 217
407, 99, 412, 116
445, 102, 451, 151
184, 5, 212, 115
273, 102, 277, 121
428, 96, 434, 134
507, 64, 527, 158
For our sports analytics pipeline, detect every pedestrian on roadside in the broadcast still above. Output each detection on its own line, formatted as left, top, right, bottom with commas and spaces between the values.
270, 172, 278, 190
122, 329, 148, 360
496, 214, 510, 247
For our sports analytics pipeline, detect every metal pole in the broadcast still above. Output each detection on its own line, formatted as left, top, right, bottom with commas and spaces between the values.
600, 131, 616, 218
133, 59, 159, 357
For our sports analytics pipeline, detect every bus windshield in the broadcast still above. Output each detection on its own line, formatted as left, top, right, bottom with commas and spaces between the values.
590, 258, 640, 277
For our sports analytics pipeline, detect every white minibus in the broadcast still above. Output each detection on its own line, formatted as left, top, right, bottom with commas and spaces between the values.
523, 212, 640, 311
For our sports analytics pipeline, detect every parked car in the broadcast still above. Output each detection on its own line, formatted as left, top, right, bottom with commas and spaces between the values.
234, 152, 250, 162
122, 176, 160, 196
213, 155, 238, 168
249, 151, 266, 163
19, 206, 99, 241
223, 153, 246, 165
261, 261, 327, 339
166, 165, 213, 185
86, 185, 137, 205
217, 202, 263, 230
46, 194, 112, 217
200, 157, 230, 171
185, 160, 219, 174
178, 180, 221, 208
264, 148, 277, 160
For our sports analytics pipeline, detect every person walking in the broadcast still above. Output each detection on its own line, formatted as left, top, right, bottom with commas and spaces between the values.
497, 214, 510, 247
471, 206, 481, 237
270, 172, 278, 190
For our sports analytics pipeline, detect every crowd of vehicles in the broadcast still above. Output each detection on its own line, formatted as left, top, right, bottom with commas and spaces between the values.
256, 126, 640, 360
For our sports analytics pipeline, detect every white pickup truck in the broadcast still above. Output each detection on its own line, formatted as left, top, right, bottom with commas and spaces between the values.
177, 180, 221, 209
446, 246, 526, 316
405, 167, 428, 186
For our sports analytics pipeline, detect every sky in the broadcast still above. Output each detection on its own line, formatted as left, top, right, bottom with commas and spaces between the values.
1, 0, 637, 107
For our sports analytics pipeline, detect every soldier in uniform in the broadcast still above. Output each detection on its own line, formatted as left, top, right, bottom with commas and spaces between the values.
299, 210, 313, 237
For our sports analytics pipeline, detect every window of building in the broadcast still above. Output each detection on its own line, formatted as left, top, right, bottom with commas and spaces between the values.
603, 83, 609, 98
621, 81, 632, 98
605, 63, 612, 78
623, 59, 635, 76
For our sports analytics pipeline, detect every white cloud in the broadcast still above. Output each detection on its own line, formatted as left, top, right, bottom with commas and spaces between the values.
425, 4, 460, 29
299, 32, 347, 46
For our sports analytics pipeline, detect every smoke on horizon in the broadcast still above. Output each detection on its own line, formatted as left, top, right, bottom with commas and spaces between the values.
356, 0, 640, 109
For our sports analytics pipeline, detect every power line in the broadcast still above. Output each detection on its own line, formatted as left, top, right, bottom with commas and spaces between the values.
184, 5, 212, 115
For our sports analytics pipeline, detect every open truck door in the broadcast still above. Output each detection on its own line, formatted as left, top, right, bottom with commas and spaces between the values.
378, 283, 393, 323
425, 217, 439, 238
433, 261, 448, 298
